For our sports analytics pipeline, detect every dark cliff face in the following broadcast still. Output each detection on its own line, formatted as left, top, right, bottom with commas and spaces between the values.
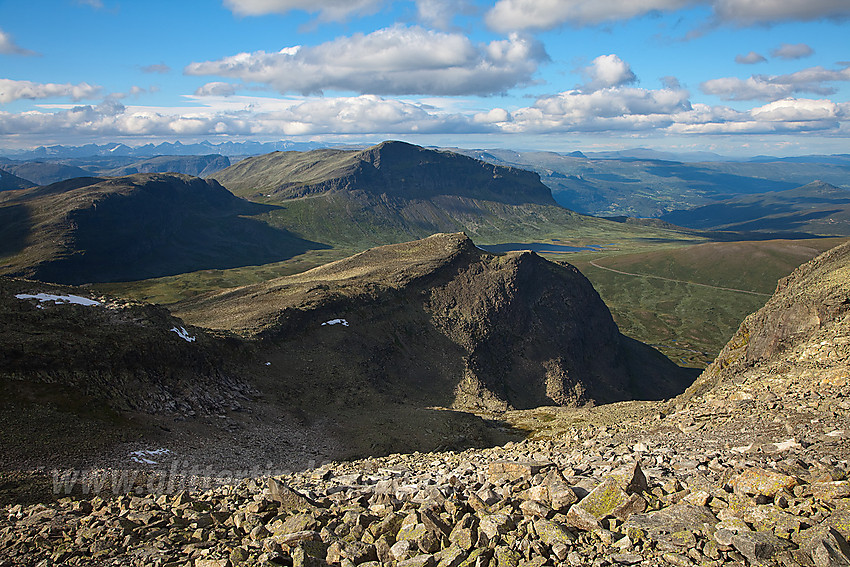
177, 233, 694, 412
680, 240, 850, 404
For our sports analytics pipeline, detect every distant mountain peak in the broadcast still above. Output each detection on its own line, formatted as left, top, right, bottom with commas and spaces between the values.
213, 141, 559, 206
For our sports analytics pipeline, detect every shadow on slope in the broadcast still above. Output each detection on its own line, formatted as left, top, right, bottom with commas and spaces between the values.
0, 174, 330, 285
0, 204, 31, 258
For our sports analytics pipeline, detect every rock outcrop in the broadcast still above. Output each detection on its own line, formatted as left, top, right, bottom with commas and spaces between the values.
679, 239, 850, 406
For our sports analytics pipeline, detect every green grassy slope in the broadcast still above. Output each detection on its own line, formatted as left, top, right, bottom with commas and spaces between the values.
568, 237, 849, 366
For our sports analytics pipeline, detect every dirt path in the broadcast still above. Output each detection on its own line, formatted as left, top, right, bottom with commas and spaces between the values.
588, 260, 773, 297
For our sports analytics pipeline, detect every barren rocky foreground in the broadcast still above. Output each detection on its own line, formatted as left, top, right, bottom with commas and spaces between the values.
1, 241, 849, 566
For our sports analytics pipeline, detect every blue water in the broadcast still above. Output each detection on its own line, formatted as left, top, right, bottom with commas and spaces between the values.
479, 242, 606, 253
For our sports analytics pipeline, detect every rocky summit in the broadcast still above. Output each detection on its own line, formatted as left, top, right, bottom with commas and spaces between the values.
2, 237, 849, 566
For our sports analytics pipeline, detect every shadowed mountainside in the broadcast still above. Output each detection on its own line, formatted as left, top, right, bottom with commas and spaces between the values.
0, 161, 93, 187
0, 168, 35, 191
176, 233, 695, 413
0, 173, 328, 284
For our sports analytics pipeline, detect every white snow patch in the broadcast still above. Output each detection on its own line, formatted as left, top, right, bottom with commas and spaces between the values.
15, 293, 101, 307
265, 362, 271, 366
322, 318, 349, 327
771, 438, 801, 452
170, 326, 196, 342
130, 448, 170, 465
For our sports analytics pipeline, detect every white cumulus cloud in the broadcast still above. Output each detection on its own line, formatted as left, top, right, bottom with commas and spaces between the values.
186, 26, 547, 96
0, 79, 101, 104
195, 82, 239, 97
0, 94, 487, 141
701, 63, 850, 101
578, 54, 637, 92
498, 85, 693, 133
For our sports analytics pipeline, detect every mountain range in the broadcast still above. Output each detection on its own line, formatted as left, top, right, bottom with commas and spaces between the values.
660, 180, 850, 236
0, 154, 232, 186
456, 148, 850, 220
0, 139, 325, 160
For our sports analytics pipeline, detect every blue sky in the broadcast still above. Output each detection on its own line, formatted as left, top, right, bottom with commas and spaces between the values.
0, 0, 848, 155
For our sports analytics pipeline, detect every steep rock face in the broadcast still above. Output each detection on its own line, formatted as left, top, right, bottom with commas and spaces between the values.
213, 140, 558, 206
177, 233, 693, 411
0, 276, 253, 415
679, 239, 850, 405
0, 173, 326, 284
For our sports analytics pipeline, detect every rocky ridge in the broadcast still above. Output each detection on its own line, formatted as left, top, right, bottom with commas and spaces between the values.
0, 276, 253, 421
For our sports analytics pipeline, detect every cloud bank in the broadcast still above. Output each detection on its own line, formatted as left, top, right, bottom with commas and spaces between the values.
485, 0, 850, 31
0, 79, 101, 104
186, 26, 548, 96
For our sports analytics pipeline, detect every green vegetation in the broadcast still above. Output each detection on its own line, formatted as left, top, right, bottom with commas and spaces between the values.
566, 237, 849, 366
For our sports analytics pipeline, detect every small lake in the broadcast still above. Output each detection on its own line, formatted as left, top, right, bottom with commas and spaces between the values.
479, 242, 607, 254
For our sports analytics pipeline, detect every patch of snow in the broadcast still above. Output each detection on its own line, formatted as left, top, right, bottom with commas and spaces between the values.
265, 362, 271, 366
322, 318, 349, 327
15, 293, 100, 307
170, 326, 196, 342
130, 448, 170, 465
771, 438, 801, 451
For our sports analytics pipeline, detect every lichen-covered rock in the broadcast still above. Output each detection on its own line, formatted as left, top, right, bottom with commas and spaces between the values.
731, 467, 798, 497
575, 477, 630, 520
